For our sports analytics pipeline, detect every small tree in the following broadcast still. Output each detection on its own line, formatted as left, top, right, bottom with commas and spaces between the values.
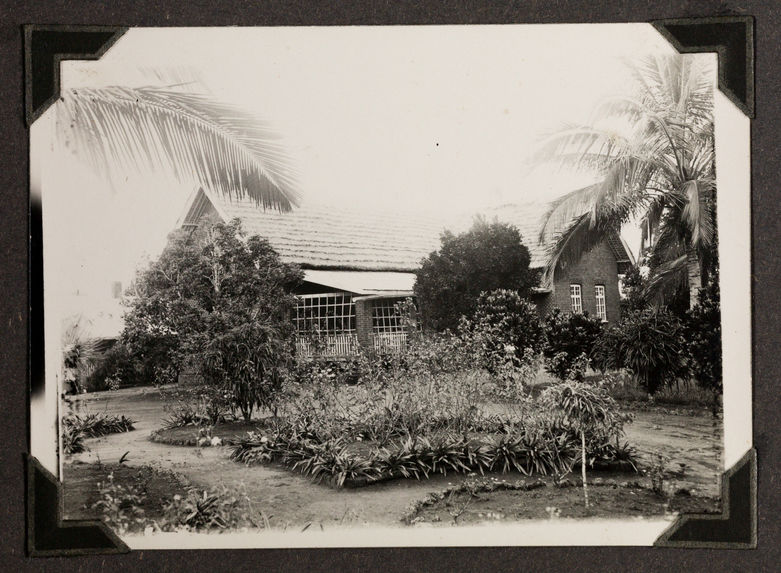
540, 381, 621, 508
542, 308, 604, 380
123, 219, 303, 418
414, 217, 538, 331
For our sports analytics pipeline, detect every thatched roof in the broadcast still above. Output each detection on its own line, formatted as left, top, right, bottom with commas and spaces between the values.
180, 188, 630, 272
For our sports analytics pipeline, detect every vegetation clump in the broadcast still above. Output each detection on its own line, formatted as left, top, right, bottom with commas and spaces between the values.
414, 218, 538, 332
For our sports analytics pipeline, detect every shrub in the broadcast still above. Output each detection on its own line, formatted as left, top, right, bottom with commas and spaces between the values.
82, 343, 139, 392
592, 309, 688, 395
414, 217, 538, 331
684, 274, 722, 395
543, 308, 604, 380
460, 289, 544, 379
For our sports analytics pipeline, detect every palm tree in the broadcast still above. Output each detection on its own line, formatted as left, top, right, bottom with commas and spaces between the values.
535, 54, 716, 308
54, 84, 300, 211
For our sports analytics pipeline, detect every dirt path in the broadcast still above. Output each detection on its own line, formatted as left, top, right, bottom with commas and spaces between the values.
63, 386, 723, 529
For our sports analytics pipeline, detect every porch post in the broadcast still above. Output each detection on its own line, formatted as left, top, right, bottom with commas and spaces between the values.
354, 298, 373, 350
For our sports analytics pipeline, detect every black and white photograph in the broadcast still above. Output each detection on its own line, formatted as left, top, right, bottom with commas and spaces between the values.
27, 23, 752, 549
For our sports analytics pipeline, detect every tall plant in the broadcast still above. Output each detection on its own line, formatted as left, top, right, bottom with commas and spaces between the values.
535, 54, 716, 308
540, 381, 621, 508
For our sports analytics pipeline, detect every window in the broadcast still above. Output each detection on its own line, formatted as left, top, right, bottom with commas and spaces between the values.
372, 299, 405, 334
595, 285, 607, 321
294, 292, 355, 335
569, 284, 582, 314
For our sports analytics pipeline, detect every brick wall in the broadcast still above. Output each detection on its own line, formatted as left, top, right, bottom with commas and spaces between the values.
547, 241, 622, 323
354, 299, 373, 348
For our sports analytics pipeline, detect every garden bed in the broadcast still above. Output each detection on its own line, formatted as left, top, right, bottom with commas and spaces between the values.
63, 462, 190, 528
403, 476, 722, 525
150, 421, 264, 447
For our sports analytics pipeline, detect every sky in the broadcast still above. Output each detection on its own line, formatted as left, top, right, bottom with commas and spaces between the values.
40, 23, 693, 321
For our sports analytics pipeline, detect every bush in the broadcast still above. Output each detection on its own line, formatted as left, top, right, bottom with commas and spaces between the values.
414, 217, 538, 331
542, 309, 604, 380
460, 289, 544, 378
82, 343, 139, 392
592, 309, 688, 394
685, 274, 722, 394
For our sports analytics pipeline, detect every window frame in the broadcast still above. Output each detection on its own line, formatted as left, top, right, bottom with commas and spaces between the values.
569, 283, 583, 314
293, 292, 356, 335
595, 284, 607, 322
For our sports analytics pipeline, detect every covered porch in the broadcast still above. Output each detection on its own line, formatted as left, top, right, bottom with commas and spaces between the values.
292, 269, 416, 358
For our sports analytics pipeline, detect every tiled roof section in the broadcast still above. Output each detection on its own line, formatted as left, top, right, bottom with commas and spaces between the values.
197, 189, 446, 271
187, 189, 625, 272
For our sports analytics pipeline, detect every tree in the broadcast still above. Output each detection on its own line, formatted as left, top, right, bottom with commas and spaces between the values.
540, 381, 622, 508
56, 84, 299, 210
414, 217, 538, 331
123, 219, 303, 419
536, 54, 716, 308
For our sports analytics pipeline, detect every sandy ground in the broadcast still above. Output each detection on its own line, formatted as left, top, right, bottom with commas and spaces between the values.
62, 385, 722, 529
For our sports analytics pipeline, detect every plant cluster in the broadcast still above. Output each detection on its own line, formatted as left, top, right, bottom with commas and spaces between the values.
592, 308, 689, 395
542, 308, 604, 381
459, 290, 545, 376
92, 472, 147, 535
63, 412, 136, 438
159, 487, 243, 531
230, 376, 635, 489
684, 272, 722, 395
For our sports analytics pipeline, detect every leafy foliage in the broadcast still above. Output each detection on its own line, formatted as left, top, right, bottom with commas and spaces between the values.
592, 309, 688, 394
460, 289, 545, 381
124, 219, 303, 420
160, 487, 242, 531
542, 308, 604, 380
619, 264, 649, 313
62, 425, 86, 454
414, 218, 538, 331
684, 268, 722, 394
58, 85, 299, 210
63, 412, 136, 438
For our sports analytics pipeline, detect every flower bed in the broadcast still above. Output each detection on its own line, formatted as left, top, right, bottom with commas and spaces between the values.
230, 424, 637, 489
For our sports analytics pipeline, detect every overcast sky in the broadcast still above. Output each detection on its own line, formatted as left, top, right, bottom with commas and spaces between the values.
44, 24, 687, 311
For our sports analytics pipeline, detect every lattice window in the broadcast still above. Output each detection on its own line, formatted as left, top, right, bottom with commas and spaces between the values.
569, 284, 583, 314
595, 285, 607, 321
294, 292, 356, 335
372, 299, 406, 333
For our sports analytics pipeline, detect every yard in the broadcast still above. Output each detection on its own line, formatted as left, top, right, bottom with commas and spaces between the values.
62, 381, 722, 532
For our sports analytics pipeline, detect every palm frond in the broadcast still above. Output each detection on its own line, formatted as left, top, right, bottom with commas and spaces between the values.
643, 254, 688, 305
58, 86, 300, 211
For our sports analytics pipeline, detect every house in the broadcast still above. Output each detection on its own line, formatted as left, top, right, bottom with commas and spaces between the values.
178, 188, 633, 356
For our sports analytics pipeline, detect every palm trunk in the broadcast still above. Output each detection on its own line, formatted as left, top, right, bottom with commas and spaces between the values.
687, 249, 702, 309
581, 430, 589, 509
